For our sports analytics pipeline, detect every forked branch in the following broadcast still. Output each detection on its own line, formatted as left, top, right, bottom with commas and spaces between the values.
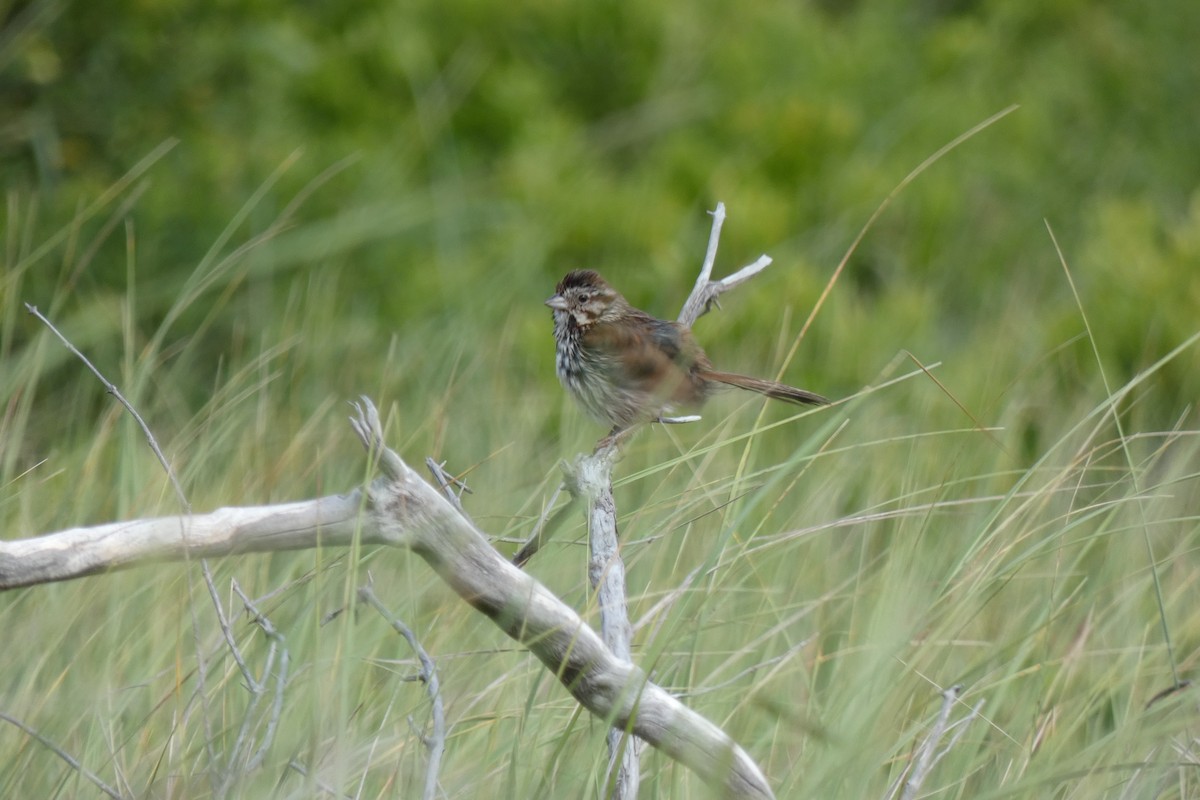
555, 202, 785, 797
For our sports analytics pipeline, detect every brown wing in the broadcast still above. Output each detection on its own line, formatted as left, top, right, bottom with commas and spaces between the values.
583, 312, 709, 407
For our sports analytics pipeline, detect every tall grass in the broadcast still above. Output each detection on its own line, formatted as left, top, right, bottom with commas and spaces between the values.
3, 148, 1199, 799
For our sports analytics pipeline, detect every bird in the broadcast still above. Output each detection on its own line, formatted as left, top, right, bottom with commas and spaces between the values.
546, 269, 828, 436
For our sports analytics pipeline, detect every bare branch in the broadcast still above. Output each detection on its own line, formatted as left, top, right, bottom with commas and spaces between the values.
230, 581, 289, 773
560, 447, 644, 799
358, 583, 445, 800
676, 253, 774, 328
676, 204, 774, 327
0, 494, 367, 588
692, 201, 725, 295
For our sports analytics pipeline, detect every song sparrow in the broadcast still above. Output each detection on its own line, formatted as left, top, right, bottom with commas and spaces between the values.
547, 269, 828, 434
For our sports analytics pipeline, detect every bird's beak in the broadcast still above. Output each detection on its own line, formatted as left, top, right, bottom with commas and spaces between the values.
545, 294, 569, 311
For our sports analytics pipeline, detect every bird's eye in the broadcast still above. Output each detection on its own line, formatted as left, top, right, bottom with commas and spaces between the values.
578, 293, 590, 304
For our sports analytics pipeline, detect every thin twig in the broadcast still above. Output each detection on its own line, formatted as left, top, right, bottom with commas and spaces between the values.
690, 201, 725, 298
656, 414, 702, 425
896, 684, 980, 800
214, 578, 265, 693
931, 699, 984, 768
231, 581, 289, 772
425, 457, 473, 522
210, 579, 290, 796
512, 483, 574, 567
0, 712, 126, 800
357, 583, 445, 800
25, 304, 189, 511
677, 214, 774, 326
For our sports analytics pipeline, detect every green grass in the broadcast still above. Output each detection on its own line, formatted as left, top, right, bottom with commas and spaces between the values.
3, 1, 1200, 797
3, 156, 1198, 798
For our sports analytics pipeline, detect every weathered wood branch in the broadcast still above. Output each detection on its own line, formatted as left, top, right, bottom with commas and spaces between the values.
563, 445, 644, 797
560, 202, 781, 798
0, 398, 775, 799
677, 203, 774, 326
0, 495, 366, 588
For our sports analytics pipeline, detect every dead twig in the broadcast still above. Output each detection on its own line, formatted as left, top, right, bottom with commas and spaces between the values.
229, 582, 289, 772
0, 711, 126, 800
677, 202, 775, 327
889, 684, 983, 800
357, 582, 446, 800
512, 482, 575, 568
425, 457, 473, 522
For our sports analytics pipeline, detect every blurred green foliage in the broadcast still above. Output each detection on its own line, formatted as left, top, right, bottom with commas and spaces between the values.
4, 0, 1198, 415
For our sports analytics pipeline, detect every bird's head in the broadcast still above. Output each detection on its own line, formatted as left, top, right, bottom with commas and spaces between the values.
545, 270, 626, 328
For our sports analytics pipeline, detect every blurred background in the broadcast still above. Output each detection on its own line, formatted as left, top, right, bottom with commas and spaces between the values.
3, 0, 1200, 797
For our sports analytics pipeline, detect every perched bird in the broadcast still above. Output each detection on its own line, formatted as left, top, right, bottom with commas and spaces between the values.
546, 269, 827, 434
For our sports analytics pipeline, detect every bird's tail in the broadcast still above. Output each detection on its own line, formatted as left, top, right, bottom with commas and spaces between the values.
699, 370, 829, 407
